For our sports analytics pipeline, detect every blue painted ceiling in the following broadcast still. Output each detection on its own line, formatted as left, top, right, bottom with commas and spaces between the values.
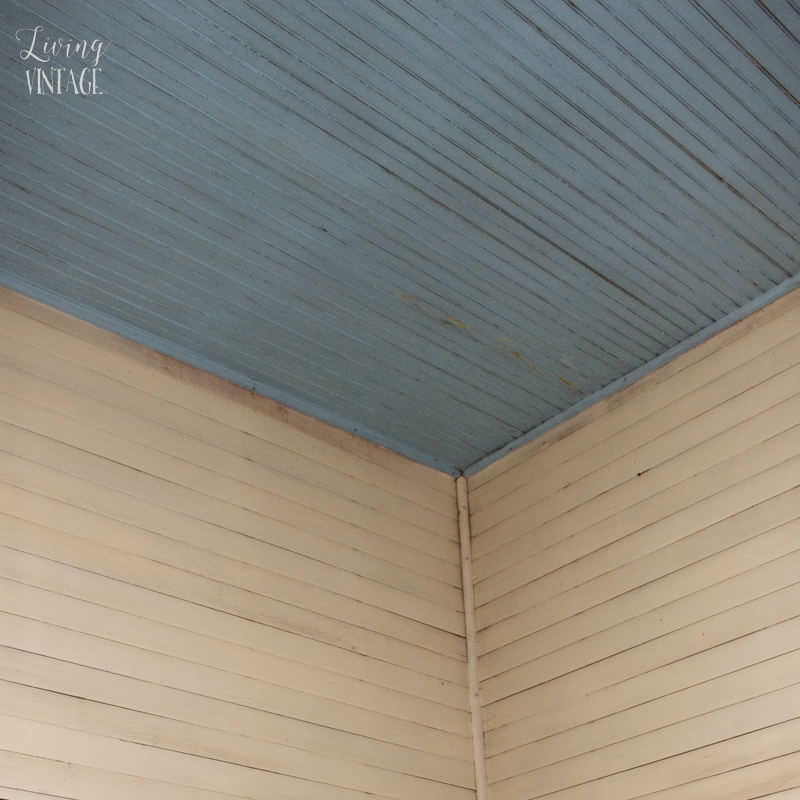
1, 0, 799, 473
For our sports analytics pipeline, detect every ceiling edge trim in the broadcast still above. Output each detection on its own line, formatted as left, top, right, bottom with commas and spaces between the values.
463, 273, 800, 479
0, 274, 461, 477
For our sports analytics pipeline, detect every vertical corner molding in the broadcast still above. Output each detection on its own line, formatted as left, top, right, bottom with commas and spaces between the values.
457, 475, 489, 800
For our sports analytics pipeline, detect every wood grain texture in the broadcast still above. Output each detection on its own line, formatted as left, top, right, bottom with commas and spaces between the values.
471, 289, 800, 800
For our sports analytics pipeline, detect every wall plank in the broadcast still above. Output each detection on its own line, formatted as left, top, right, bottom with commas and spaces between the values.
470, 290, 800, 800
469, 287, 800, 495
0, 290, 472, 799
486, 614, 800, 752
5, 280, 799, 800
0, 646, 469, 785
0, 292, 456, 518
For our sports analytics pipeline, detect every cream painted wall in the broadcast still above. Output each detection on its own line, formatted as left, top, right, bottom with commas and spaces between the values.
0, 289, 474, 800
468, 288, 800, 800
2, 285, 799, 800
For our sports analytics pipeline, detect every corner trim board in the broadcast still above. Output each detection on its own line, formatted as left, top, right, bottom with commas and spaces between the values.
457, 475, 489, 800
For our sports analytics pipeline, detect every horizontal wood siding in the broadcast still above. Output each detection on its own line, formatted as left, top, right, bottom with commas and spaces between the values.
0, 289, 474, 800
468, 288, 800, 800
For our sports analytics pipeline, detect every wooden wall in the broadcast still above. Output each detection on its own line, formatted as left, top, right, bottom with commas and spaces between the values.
467, 289, 800, 800
3, 284, 800, 800
0, 289, 475, 800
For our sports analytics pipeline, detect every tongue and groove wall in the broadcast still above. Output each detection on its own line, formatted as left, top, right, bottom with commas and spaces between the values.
467, 287, 800, 800
0, 289, 474, 800
2, 285, 800, 800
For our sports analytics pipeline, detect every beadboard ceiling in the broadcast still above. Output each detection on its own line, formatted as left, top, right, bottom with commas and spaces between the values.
1, 0, 799, 474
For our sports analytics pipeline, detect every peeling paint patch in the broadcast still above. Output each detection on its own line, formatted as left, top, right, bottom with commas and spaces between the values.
396, 293, 470, 329
495, 342, 542, 373
558, 375, 583, 393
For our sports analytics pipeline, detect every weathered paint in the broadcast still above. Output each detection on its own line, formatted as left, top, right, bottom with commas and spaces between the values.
1, 0, 798, 470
